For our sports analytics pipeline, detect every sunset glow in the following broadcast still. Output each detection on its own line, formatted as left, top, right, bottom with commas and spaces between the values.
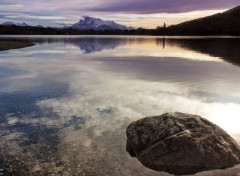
0, 0, 238, 28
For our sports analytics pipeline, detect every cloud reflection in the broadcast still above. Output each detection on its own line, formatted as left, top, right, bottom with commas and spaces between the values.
0, 36, 240, 175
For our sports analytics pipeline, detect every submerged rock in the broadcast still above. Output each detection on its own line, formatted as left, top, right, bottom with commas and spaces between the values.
126, 112, 240, 175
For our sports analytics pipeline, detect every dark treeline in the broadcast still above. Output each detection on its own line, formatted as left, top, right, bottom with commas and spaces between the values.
1, 25, 239, 36
0, 22, 239, 36
0, 25, 157, 35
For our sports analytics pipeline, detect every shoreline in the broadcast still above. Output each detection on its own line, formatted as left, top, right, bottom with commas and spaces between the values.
0, 40, 35, 51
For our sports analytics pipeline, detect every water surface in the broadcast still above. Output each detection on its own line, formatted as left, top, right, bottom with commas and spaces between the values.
0, 35, 240, 176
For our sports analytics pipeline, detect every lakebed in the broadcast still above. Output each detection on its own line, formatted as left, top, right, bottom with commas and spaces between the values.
0, 35, 239, 175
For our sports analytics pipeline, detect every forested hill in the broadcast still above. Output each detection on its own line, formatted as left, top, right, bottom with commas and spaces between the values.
162, 5, 240, 35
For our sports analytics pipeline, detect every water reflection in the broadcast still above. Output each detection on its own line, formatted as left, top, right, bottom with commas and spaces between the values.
0, 36, 240, 175
169, 38, 240, 66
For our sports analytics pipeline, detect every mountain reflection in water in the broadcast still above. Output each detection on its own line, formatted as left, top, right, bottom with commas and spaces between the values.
0, 36, 239, 176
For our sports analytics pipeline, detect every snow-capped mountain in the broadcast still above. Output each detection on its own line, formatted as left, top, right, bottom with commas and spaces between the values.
36, 25, 44, 28
0, 17, 131, 31
71, 16, 130, 30
1, 21, 28, 27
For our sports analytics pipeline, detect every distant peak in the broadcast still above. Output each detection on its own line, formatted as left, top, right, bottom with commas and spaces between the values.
2, 21, 17, 25
83, 16, 94, 19
81, 16, 101, 21
1, 21, 28, 26
71, 16, 130, 31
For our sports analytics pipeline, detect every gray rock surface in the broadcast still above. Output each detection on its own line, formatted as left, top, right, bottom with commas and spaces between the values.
126, 112, 240, 175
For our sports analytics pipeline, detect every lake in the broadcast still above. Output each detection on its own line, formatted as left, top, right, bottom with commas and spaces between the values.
0, 35, 240, 176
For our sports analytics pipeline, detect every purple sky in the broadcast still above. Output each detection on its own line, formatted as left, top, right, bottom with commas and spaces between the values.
91, 0, 239, 13
0, 0, 239, 28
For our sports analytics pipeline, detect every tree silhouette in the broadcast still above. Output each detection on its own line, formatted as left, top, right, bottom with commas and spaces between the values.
163, 23, 166, 28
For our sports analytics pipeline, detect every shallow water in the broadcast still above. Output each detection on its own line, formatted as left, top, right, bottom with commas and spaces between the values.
0, 35, 240, 175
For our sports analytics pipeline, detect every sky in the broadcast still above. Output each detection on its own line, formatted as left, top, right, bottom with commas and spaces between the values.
0, 0, 239, 28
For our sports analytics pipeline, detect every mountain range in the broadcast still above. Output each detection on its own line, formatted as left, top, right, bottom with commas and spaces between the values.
0, 5, 240, 35
69, 16, 130, 30
1, 16, 130, 31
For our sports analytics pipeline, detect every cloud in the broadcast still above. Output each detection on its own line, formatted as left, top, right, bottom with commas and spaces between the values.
1, 0, 240, 28
6, 14, 68, 20
90, 0, 239, 13
0, 4, 26, 12
2, 0, 239, 14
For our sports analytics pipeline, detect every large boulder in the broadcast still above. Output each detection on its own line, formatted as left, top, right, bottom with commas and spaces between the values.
126, 112, 240, 175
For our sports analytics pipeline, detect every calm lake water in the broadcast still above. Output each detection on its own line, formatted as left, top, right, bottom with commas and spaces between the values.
0, 35, 240, 176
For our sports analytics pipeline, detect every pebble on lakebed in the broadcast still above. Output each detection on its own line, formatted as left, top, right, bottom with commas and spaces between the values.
126, 112, 240, 175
